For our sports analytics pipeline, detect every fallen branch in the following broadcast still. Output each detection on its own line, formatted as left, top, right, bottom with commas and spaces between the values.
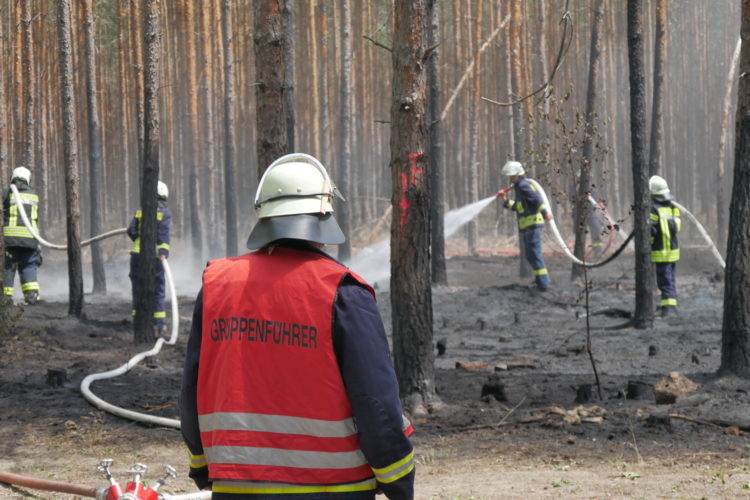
668, 413, 750, 435
461, 396, 527, 431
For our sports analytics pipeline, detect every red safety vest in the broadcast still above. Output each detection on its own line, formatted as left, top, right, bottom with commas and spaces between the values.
199, 247, 376, 485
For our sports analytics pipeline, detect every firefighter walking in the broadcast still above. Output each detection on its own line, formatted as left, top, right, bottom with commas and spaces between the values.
179, 153, 414, 499
649, 175, 681, 317
498, 160, 554, 291
127, 180, 171, 336
3, 167, 42, 304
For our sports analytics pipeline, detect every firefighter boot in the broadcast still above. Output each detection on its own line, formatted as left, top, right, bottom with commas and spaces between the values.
24, 290, 39, 305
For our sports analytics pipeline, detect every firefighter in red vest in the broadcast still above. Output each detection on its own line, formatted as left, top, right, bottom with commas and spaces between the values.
179, 153, 415, 499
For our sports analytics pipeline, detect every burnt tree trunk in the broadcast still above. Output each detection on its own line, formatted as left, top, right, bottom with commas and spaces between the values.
427, 0, 446, 284
221, 0, 238, 257
254, 0, 291, 175
719, 2, 750, 379
648, 0, 667, 176
390, 0, 435, 411
82, 0, 106, 294
571, 0, 604, 281
56, 0, 84, 318
627, 0, 655, 328
134, 0, 162, 344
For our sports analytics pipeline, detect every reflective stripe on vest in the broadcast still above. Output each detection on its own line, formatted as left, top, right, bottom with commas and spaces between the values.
212, 478, 377, 495
508, 183, 546, 230
199, 248, 376, 485
651, 206, 680, 263
3, 191, 39, 240
131, 209, 165, 254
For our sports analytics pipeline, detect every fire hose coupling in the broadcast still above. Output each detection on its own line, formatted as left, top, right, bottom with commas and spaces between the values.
96, 460, 176, 500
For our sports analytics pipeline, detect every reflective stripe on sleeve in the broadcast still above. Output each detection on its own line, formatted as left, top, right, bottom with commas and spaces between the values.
189, 451, 208, 469
371, 451, 415, 484
212, 478, 377, 495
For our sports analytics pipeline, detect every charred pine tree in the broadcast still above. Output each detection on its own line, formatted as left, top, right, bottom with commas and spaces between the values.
648, 0, 667, 176
390, 0, 435, 412
221, 0, 238, 257
627, 0, 654, 328
719, 2, 750, 379
56, 0, 84, 317
571, 0, 604, 281
427, 0, 446, 284
336, 0, 353, 262
134, 0, 162, 344
254, 0, 292, 175
82, 0, 106, 294
717, 38, 741, 252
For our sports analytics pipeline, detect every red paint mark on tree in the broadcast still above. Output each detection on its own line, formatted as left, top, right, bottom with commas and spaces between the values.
399, 153, 425, 239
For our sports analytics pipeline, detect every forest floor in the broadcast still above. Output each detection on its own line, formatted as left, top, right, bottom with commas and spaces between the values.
0, 236, 748, 499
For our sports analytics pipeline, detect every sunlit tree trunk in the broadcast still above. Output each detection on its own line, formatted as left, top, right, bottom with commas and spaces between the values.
719, 1, 750, 379
390, 0, 435, 412
0, 3, 6, 284
649, 0, 667, 176
56, 0, 84, 318
336, 0, 353, 262
466, 0, 481, 256
428, 0, 446, 284
318, 2, 330, 167
254, 0, 291, 175
117, 0, 131, 218
199, 2, 217, 248
21, 0, 34, 168
221, 0, 238, 257
282, 0, 295, 150
134, 0, 162, 344
82, 0, 106, 294
12, 1, 22, 165
627, 0, 654, 328
183, 0, 203, 264
571, 0, 604, 281
717, 38, 741, 253
0, 3, 7, 182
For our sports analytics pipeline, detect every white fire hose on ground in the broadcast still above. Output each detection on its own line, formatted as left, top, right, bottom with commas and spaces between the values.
525, 179, 725, 270
10, 184, 183, 427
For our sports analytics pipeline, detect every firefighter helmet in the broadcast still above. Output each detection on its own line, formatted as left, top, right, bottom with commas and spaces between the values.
158, 181, 169, 200
501, 160, 525, 176
11, 166, 31, 184
649, 175, 672, 200
247, 153, 345, 250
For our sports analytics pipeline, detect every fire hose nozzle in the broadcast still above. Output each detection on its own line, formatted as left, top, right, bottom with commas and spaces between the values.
496, 187, 512, 198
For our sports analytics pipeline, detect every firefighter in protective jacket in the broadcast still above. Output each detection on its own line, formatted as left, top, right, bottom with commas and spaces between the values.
127, 180, 171, 335
3, 167, 42, 304
498, 160, 554, 290
649, 175, 681, 317
179, 153, 414, 499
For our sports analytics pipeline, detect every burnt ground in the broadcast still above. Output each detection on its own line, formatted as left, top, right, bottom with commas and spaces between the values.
0, 242, 749, 499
